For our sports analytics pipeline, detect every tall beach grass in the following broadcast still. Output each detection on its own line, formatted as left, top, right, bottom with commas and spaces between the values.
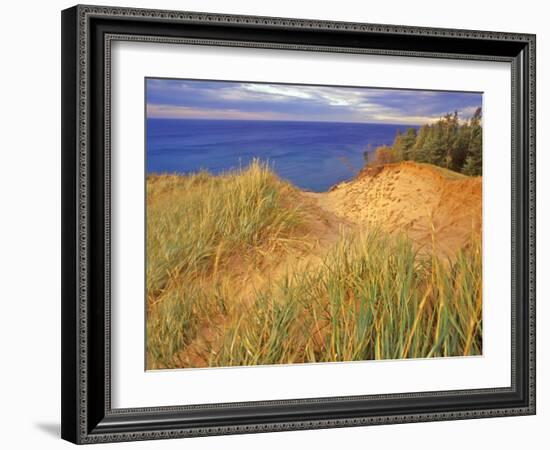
210, 229, 482, 367
146, 160, 303, 368
146, 161, 482, 369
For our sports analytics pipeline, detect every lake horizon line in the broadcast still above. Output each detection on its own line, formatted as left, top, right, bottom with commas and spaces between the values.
146, 116, 423, 128
146, 119, 419, 192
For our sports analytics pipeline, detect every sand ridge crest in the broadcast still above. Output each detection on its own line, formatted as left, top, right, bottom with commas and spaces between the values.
304, 161, 481, 258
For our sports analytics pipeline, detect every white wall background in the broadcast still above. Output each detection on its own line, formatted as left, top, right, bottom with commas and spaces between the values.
0, 0, 545, 448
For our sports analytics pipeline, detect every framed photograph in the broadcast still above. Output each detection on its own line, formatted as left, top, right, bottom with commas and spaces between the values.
61, 4, 536, 444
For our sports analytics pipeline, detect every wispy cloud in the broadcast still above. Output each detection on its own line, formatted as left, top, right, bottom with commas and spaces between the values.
146, 78, 482, 125
147, 104, 295, 121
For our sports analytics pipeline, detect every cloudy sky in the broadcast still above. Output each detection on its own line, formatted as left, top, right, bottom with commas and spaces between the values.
146, 78, 482, 125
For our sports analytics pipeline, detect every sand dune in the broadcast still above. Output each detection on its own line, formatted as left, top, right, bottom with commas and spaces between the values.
148, 161, 482, 368
304, 161, 481, 258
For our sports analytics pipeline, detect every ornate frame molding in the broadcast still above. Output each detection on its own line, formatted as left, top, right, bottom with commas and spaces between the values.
61, 5, 536, 444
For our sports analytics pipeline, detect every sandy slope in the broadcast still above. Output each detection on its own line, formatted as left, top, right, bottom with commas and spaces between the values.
304, 161, 482, 258
173, 162, 481, 367
174, 191, 355, 368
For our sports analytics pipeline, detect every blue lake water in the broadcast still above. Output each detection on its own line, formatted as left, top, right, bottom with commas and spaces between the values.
146, 119, 415, 192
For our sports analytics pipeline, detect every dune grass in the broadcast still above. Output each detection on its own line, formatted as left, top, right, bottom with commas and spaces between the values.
209, 229, 482, 367
146, 161, 482, 369
146, 160, 303, 368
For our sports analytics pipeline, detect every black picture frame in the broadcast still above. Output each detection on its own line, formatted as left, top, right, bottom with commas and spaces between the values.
61, 4, 536, 444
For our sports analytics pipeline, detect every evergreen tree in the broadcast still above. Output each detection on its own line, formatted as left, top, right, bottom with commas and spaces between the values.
450, 121, 470, 172
441, 111, 459, 168
368, 109, 482, 176
462, 107, 482, 176
392, 130, 405, 161
401, 128, 417, 160
411, 124, 430, 162
423, 121, 446, 166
